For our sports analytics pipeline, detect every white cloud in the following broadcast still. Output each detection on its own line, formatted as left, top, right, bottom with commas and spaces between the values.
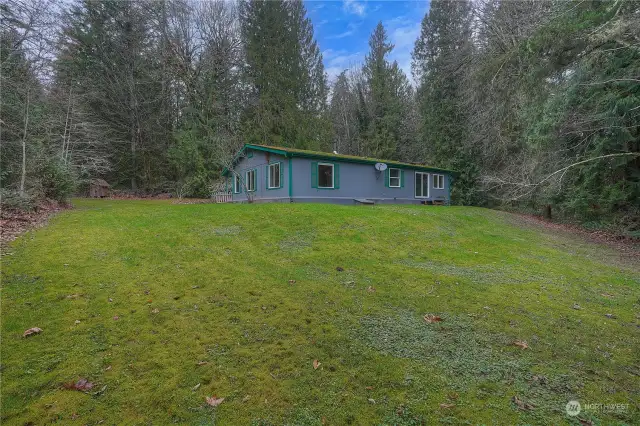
343, 0, 366, 17
326, 21, 360, 40
323, 49, 365, 82
385, 16, 422, 83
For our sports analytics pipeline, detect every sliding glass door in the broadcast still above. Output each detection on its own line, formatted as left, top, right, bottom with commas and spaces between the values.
415, 172, 429, 198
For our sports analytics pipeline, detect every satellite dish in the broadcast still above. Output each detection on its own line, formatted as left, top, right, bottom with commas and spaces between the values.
374, 163, 387, 171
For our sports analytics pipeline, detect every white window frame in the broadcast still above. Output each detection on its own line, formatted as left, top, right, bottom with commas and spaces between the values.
245, 169, 256, 192
415, 172, 430, 198
268, 162, 281, 189
317, 162, 334, 189
433, 174, 445, 190
389, 168, 401, 187
233, 173, 241, 193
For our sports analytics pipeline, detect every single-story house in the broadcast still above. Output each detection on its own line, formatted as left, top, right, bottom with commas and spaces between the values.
221, 144, 457, 205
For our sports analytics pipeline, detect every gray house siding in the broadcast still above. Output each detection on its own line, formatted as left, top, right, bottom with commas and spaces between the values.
228, 150, 290, 202
290, 158, 449, 204
225, 145, 453, 205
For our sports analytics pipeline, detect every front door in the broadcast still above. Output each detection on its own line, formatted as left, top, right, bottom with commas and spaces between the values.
415, 172, 429, 198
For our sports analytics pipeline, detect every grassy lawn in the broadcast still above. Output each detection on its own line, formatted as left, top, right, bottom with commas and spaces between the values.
1, 199, 638, 425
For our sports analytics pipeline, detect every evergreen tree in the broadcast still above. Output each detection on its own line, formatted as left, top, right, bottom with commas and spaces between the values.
240, 0, 329, 149
361, 22, 413, 159
412, 0, 478, 204
57, 0, 172, 190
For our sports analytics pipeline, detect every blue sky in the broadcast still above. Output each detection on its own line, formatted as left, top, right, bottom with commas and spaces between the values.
305, 1, 430, 83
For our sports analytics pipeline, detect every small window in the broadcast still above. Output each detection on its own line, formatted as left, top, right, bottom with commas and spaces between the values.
433, 174, 444, 189
234, 173, 241, 193
268, 162, 281, 188
246, 169, 256, 192
318, 163, 334, 188
389, 168, 401, 187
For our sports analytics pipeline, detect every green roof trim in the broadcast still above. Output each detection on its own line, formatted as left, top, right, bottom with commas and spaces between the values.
222, 144, 459, 176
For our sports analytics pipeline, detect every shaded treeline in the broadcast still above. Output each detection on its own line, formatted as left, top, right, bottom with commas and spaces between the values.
1, 0, 638, 231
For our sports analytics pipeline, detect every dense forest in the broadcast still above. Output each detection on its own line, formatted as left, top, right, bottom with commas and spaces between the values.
1, 0, 639, 233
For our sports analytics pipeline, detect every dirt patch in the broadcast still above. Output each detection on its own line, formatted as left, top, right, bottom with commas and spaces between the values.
503, 212, 639, 261
171, 198, 216, 205
1, 199, 70, 253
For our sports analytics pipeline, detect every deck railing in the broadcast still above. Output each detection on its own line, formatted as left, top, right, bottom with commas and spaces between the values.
213, 191, 233, 203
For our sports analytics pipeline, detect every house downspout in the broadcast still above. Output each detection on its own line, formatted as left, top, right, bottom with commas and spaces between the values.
288, 155, 293, 202
448, 175, 453, 206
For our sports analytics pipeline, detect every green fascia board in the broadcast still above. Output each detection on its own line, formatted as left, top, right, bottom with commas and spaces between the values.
222, 144, 459, 177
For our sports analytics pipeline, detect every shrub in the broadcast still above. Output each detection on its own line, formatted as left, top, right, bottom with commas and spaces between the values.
38, 159, 76, 202
0, 189, 37, 211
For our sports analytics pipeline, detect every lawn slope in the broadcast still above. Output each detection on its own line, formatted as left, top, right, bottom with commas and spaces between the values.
1, 200, 638, 425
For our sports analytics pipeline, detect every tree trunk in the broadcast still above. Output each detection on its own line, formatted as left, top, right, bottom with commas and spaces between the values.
20, 89, 30, 197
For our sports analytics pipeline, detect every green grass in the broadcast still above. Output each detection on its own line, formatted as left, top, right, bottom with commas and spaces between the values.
1, 199, 638, 425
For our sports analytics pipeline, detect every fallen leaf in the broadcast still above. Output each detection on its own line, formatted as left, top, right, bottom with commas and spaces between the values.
66, 294, 80, 299
439, 403, 455, 409
196, 361, 208, 366
573, 303, 581, 310
147, 299, 152, 303
242, 395, 251, 402
368, 398, 375, 404
605, 313, 616, 319
192, 383, 201, 392
64, 378, 94, 391
23, 327, 42, 337
289, 279, 296, 284
601, 293, 614, 298
424, 314, 442, 323
104, 365, 112, 371
321, 416, 327, 425
92, 384, 107, 396
530, 375, 546, 385
367, 286, 376, 292
108, 298, 113, 302
151, 308, 159, 314
365, 386, 373, 390
113, 315, 119, 320
579, 419, 593, 426
513, 340, 529, 349
205, 396, 224, 407
75, 320, 81, 325
512, 395, 534, 411
313, 359, 321, 370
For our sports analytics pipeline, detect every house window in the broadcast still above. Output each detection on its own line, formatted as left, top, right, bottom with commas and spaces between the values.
389, 168, 401, 187
433, 174, 445, 189
415, 172, 429, 198
268, 162, 281, 189
246, 169, 256, 192
233, 173, 241, 193
318, 163, 334, 188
